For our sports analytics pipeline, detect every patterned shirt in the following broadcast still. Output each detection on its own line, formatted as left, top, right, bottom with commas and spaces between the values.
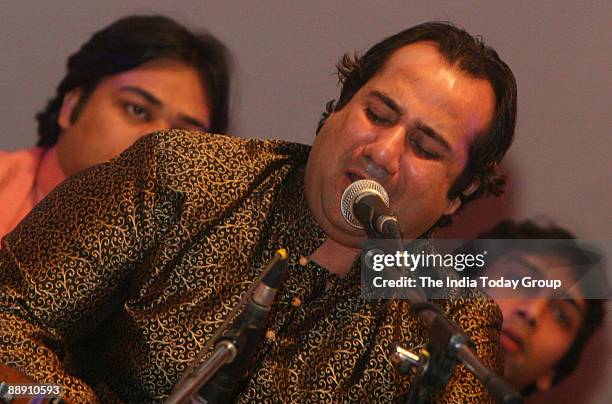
0, 130, 502, 403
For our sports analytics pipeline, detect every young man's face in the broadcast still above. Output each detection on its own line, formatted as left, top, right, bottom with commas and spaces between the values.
305, 42, 495, 247
56, 58, 211, 176
492, 252, 586, 391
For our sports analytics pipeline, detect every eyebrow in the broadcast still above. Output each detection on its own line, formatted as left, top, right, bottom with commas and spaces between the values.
119, 86, 209, 130
510, 255, 541, 277
370, 90, 451, 152
418, 124, 451, 152
120, 86, 162, 106
510, 255, 585, 316
370, 90, 402, 114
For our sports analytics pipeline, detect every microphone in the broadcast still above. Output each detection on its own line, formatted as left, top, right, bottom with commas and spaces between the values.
340, 179, 403, 239
166, 249, 288, 404
198, 248, 287, 402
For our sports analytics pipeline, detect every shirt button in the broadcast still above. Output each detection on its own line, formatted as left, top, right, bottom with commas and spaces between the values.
299, 256, 309, 267
265, 329, 276, 341
291, 297, 302, 307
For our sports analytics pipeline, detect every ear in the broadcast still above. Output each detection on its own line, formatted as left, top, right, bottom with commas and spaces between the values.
443, 180, 480, 216
535, 371, 554, 391
57, 88, 83, 130
443, 196, 462, 216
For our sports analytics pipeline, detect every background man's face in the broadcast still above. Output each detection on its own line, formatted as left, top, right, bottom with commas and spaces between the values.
305, 42, 495, 247
492, 252, 586, 390
57, 58, 211, 176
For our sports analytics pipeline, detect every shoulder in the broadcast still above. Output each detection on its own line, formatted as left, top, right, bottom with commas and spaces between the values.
143, 130, 309, 164
0, 146, 44, 183
0, 146, 43, 200
0, 146, 45, 238
119, 130, 311, 188
98, 130, 312, 222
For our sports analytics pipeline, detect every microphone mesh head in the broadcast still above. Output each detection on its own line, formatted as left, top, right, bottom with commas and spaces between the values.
340, 179, 389, 229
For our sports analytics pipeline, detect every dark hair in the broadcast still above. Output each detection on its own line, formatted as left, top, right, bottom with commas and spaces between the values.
36, 15, 231, 147
476, 219, 607, 392
317, 21, 517, 228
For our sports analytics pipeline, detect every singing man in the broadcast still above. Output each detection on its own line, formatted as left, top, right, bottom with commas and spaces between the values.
1, 21, 516, 403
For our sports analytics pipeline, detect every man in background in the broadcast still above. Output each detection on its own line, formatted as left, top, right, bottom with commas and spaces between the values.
0, 15, 231, 238
473, 219, 606, 395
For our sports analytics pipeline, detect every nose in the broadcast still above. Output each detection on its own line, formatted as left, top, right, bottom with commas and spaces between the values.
156, 118, 174, 131
362, 126, 405, 177
515, 299, 547, 329
140, 120, 173, 137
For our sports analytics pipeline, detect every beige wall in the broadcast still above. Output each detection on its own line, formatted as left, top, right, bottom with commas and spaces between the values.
1, 1, 610, 402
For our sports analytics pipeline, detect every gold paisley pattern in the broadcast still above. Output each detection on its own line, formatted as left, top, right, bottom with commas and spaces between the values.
0, 130, 502, 403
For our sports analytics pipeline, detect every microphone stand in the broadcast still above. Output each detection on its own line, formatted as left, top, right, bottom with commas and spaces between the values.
357, 212, 521, 404
166, 249, 287, 404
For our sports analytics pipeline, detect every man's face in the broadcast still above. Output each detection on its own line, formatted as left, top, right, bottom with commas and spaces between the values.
305, 42, 495, 247
493, 252, 586, 391
57, 58, 211, 176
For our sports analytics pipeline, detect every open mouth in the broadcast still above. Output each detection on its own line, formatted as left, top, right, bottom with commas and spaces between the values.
500, 329, 525, 354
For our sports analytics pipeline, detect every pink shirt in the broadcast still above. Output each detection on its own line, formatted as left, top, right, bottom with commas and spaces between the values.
0, 146, 66, 239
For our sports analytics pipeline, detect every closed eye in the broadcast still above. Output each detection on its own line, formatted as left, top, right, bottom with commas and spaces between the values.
409, 137, 440, 160
365, 107, 393, 126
